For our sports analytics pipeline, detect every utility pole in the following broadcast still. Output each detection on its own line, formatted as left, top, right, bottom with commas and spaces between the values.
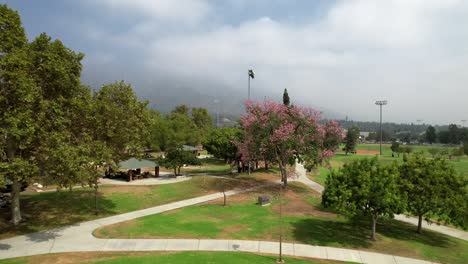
247, 69, 255, 175
277, 182, 284, 263
375, 100, 387, 155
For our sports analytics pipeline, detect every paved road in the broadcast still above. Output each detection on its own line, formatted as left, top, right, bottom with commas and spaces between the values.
0, 182, 437, 264
292, 162, 468, 242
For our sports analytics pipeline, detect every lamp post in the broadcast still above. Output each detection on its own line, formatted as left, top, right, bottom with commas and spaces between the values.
248, 69, 255, 100
247, 69, 255, 175
375, 100, 387, 155
277, 182, 284, 263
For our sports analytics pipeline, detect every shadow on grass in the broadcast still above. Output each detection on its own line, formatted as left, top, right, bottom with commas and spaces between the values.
0, 189, 117, 239
291, 216, 455, 249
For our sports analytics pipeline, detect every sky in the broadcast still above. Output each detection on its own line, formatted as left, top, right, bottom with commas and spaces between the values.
2, 0, 468, 125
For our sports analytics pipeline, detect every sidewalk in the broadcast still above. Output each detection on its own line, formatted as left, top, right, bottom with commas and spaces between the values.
0, 185, 437, 264
292, 162, 468, 242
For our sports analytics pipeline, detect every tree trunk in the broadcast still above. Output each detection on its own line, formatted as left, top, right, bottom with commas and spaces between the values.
417, 214, 423, 234
10, 178, 22, 225
264, 159, 269, 170
173, 168, 177, 176
371, 215, 377, 240
6, 138, 22, 226
278, 160, 288, 187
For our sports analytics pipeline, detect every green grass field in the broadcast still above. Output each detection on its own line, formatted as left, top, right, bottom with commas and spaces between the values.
308, 144, 468, 185
95, 182, 468, 264
0, 251, 354, 264
0, 176, 250, 239
182, 158, 231, 174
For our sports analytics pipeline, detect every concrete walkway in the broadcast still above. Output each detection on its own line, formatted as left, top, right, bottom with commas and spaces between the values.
0, 168, 460, 263
0, 186, 436, 264
293, 162, 468, 242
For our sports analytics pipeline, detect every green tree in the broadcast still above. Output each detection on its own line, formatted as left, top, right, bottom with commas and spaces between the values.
92, 81, 150, 160
147, 109, 168, 151
391, 141, 400, 157
399, 153, 467, 233
322, 158, 402, 240
202, 128, 242, 172
0, 4, 27, 53
158, 147, 201, 176
166, 108, 200, 148
282, 88, 290, 106
425, 126, 436, 144
447, 124, 460, 144
344, 126, 360, 154
0, 5, 40, 225
191, 107, 213, 136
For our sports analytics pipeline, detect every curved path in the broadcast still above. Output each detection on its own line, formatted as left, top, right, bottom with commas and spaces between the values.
292, 162, 468, 242
0, 182, 435, 264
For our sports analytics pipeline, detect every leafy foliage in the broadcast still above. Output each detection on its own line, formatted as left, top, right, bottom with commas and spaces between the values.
202, 127, 242, 163
239, 100, 343, 185
158, 147, 201, 176
322, 158, 402, 240
344, 126, 360, 154
399, 153, 467, 232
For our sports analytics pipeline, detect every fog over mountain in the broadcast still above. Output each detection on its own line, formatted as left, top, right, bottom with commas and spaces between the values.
5, 0, 468, 125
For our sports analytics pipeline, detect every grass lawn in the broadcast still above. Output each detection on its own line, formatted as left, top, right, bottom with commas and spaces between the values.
95, 183, 468, 264
0, 251, 354, 264
182, 158, 231, 174
0, 174, 269, 240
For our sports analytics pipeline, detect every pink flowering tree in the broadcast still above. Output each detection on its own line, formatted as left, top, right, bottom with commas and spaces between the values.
239, 100, 343, 186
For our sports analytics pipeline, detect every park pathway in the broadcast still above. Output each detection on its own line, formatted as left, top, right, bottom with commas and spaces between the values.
292, 162, 468, 242
0, 180, 438, 264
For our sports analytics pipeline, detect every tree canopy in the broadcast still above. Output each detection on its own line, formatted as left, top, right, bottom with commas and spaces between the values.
399, 153, 467, 233
322, 158, 402, 240
239, 100, 343, 186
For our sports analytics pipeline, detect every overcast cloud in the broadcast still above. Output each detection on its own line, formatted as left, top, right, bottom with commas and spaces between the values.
3, 0, 468, 124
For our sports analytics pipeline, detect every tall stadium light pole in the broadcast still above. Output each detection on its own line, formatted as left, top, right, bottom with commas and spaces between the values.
247, 69, 255, 175
375, 100, 387, 155
248, 69, 255, 100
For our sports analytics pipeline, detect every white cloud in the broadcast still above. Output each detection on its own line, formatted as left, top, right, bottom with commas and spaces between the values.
97, 0, 211, 23
81, 0, 468, 123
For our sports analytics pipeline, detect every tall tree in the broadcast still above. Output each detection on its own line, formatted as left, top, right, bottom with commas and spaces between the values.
425, 126, 436, 144
447, 124, 460, 144
344, 126, 360, 154
158, 147, 201, 176
239, 100, 343, 186
391, 141, 400, 157
191, 107, 213, 136
282, 88, 290, 106
0, 5, 40, 225
92, 81, 150, 160
322, 158, 402, 240
399, 153, 467, 233
202, 127, 242, 172
0, 4, 27, 54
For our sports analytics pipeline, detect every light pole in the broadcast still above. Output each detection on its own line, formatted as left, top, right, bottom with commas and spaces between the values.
214, 99, 220, 128
247, 69, 255, 175
248, 69, 255, 100
375, 100, 387, 155
277, 182, 284, 263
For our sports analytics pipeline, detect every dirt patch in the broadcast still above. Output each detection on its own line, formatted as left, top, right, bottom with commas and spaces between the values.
272, 189, 337, 218
356, 150, 380, 155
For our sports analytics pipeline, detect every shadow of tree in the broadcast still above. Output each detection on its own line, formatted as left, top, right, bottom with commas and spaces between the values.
291, 216, 455, 249
0, 243, 11, 250
0, 189, 117, 239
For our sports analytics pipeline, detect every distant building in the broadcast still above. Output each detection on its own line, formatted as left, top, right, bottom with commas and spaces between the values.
182, 145, 199, 155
